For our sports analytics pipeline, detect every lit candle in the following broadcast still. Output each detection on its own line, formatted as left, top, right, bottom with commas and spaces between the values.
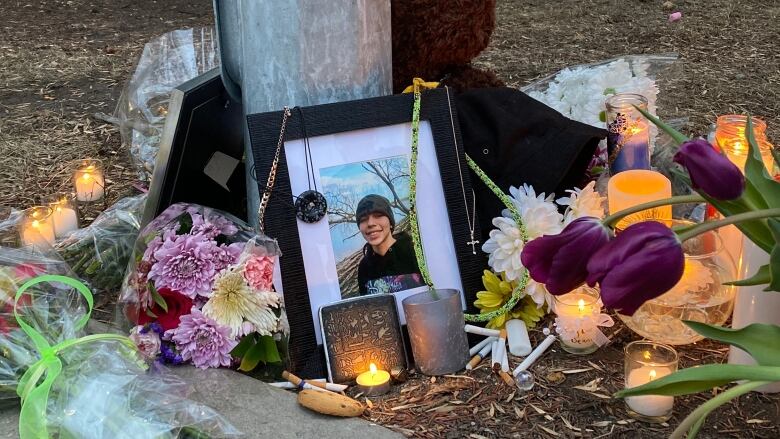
624, 341, 678, 422
606, 93, 651, 174
73, 160, 105, 202
20, 207, 55, 246
355, 363, 390, 396
552, 286, 601, 355
608, 169, 672, 231
47, 194, 79, 238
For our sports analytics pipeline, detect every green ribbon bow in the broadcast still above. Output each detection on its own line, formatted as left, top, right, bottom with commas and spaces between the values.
13, 274, 137, 439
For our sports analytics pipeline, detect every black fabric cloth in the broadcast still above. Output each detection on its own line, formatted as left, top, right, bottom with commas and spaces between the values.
357, 232, 422, 295
455, 87, 607, 241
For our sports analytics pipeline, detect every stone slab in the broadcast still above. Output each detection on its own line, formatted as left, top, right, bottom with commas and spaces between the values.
0, 366, 401, 438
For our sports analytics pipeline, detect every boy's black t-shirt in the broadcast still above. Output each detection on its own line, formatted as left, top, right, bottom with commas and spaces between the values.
357, 232, 424, 295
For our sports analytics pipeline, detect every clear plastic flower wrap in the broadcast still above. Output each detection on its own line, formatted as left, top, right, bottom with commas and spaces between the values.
0, 247, 239, 438
112, 27, 219, 181
54, 194, 146, 296
118, 203, 289, 381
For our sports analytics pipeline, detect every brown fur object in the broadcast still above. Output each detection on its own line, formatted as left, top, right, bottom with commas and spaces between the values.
391, 0, 504, 93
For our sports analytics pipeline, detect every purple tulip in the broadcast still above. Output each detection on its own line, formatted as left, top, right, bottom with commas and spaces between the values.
674, 139, 745, 200
586, 221, 684, 316
521, 217, 612, 295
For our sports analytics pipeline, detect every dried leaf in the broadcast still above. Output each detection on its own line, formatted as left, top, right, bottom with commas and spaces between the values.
562, 368, 593, 374
444, 374, 475, 381
545, 414, 555, 421
466, 389, 483, 404
587, 361, 604, 372
747, 419, 769, 424
365, 398, 374, 409
494, 402, 506, 414
514, 405, 525, 419
489, 403, 495, 418
391, 404, 418, 411
573, 378, 603, 392
545, 371, 566, 385
401, 385, 421, 394
430, 376, 436, 383
561, 416, 582, 432
592, 421, 611, 427
505, 391, 516, 403
538, 425, 561, 436
427, 405, 458, 413
590, 393, 612, 399
530, 403, 547, 415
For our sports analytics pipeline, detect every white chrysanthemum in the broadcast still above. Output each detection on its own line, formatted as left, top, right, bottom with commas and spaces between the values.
202, 269, 280, 337
557, 181, 606, 225
525, 279, 552, 310
482, 217, 526, 281
506, 184, 563, 239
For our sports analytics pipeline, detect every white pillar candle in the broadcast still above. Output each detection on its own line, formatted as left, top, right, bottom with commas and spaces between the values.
21, 207, 55, 246
51, 205, 78, 238
625, 366, 673, 417
607, 169, 672, 230
73, 162, 105, 202
506, 319, 532, 357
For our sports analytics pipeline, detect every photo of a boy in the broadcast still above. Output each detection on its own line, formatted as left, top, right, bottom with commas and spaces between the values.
355, 194, 424, 295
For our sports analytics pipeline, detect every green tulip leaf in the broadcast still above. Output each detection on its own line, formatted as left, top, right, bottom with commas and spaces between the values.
615, 364, 780, 397
766, 218, 780, 292
230, 334, 256, 358
725, 264, 769, 286
238, 335, 281, 371
634, 106, 689, 145
684, 321, 780, 366
744, 116, 780, 208
258, 335, 282, 364
772, 145, 780, 171
697, 193, 774, 252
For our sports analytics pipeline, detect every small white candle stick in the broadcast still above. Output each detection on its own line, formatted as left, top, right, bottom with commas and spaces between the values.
625, 367, 673, 417
464, 325, 501, 337
513, 333, 557, 376
73, 160, 105, 202
20, 207, 55, 246
506, 319, 532, 357
469, 336, 497, 356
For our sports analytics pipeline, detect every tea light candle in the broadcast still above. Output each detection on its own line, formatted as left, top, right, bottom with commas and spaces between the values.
608, 169, 672, 231
552, 286, 601, 355
624, 341, 678, 422
73, 160, 105, 202
21, 207, 55, 246
47, 194, 79, 238
356, 363, 390, 396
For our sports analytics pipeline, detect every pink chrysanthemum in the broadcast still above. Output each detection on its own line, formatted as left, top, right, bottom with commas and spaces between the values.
147, 233, 219, 298
243, 254, 275, 291
213, 242, 245, 273
167, 309, 236, 369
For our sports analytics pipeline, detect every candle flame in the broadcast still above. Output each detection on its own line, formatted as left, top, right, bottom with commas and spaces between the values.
369, 363, 377, 374
643, 350, 651, 360
56, 206, 62, 212
629, 126, 644, 135
82, 173, 91, 182
31, 220, 39, 229
577, 299, 585, 312
649, 369, 657, 380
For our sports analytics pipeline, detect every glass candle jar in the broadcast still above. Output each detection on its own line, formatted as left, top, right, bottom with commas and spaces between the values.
45, 193, 80, 238
73, 159, 105, 202
618, 223, 736, 345
714, 115, 774, 173
624, 341, 678, 422
607, 169, 672, 231
606, 93, 651, 174
20, 206, 55, 246
552, 286, 602, 355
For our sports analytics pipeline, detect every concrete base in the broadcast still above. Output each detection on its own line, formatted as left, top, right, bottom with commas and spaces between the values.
0, 366, 400, 438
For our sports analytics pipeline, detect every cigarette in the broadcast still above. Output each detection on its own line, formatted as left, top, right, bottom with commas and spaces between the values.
492, 329, 507, 371
512, 334, 557, 376
501, 345, 510, 372
464, 324, 501, 337
282, 371, 347, 393
270, 379, 326, 389
469, 336, 497, 356
499, 370, 515, 386
466, 341, 493, 370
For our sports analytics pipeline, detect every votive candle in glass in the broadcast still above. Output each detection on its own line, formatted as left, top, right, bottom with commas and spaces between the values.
714, 115, 773, 174
73, 159, 105, 202
606, 93, 651, 174
624, 341, 678, 422
20, 206, 55, 246
552, 286, 602, 355
608, 169, 672, 231
45, 193, 79, 238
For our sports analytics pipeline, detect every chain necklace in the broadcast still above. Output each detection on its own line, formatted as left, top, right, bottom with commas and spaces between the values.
257, 106, 292, 232
444, 86, 480, 255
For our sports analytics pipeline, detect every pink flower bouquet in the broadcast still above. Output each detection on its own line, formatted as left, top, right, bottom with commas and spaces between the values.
119, 203, 288, 378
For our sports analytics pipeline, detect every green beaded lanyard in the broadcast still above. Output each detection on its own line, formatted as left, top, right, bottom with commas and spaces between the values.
406, 86, 530, 322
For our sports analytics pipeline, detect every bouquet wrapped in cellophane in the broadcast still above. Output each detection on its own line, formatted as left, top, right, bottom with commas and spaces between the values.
0, 243, 240, 438
118, 203, 289, 380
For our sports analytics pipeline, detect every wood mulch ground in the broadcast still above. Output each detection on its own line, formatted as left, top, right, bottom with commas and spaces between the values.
1, 0, 778, 437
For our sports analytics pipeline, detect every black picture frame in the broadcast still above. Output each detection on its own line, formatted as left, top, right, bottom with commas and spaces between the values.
246, 88, 483, 378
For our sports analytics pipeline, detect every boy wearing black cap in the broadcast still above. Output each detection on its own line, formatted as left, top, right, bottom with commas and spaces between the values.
355, 194, 424, 295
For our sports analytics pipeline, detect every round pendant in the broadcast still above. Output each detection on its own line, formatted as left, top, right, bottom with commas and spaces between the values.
295, 190, 327, 223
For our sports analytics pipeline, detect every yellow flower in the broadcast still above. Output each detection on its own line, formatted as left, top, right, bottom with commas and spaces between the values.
474, 270, 548, 330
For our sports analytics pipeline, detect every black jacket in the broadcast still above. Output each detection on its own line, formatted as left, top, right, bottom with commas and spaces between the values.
357, 232, 422, 295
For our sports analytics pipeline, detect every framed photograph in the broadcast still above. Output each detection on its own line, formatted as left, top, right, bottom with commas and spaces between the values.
247, 88, 483, 377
